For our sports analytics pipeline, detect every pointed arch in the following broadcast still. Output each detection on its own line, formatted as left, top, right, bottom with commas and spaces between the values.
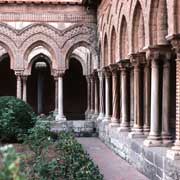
120, 15, 129, 59
150, 0, 168, 45
110, 26, 117, 64
132, 1, 145, 53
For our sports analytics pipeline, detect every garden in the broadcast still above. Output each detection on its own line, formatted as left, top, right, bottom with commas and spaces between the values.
0, 96, 103, 180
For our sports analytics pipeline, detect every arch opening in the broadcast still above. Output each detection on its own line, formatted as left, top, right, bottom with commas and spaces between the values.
0, 54, 16, 97
64, 58, 87, 120
27, 54, 55, 115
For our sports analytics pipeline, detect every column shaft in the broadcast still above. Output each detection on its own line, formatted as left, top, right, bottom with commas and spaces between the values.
22, 76, 27, 102
144, 59, 162, 146
97, 70, 104, 120
56, 74, 66, 121
143, 62, 151, 134
90, 75, 94, 114
16, 75, 22, 99
119, 63, 130, 131
110, 67, 119, 126
54, 77, 58, 114
94, 75, 99, 116
162, 59, 172, 144
104, 70, 111, 122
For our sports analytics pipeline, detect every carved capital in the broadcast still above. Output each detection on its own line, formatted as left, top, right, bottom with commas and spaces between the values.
15, 70, 23, 77
118, 59, 130, 71
129, 52, 146, 68
97, 69, 104, 79
171, 38, 180, 60
103, 66, 111, 78
109, 64, 119, 76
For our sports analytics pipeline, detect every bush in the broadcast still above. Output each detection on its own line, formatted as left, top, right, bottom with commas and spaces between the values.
57, 132, 103, 180
0, 145, 27, 180
0, 96, 36, 142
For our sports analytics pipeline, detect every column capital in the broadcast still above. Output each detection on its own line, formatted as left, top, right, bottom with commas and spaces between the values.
97, 69, 104, 78
15, 70, 23, 76
103, 66, 111, 78
21, 75, 28, 81
109, 64, 119, 76
129, 52, 146, 67
53, 70, 65, 78
145, 45, 172, 62
118, 59, 130, 71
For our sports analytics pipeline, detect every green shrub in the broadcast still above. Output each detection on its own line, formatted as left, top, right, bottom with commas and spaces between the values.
0, 96, 36, 142
0, 145, 27, 180
57, 132, 103, 180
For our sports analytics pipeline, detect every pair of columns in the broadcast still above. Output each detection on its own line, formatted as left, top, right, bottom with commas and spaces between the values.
96, 61, 130, 130
15, 72, 27, 102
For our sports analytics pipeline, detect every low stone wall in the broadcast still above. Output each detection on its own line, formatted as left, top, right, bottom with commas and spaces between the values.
51, 120, 97, 136
97, 121, 180, 180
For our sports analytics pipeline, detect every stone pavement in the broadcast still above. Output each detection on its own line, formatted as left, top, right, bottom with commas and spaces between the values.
77, 137, 149, 180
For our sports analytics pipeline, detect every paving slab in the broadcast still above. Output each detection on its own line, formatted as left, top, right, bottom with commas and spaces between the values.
77, 137, 149, 180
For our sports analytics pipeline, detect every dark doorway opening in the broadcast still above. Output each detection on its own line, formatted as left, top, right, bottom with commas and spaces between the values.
64, 58, 87, 120
0, 55, 16, 97
27, 56, 55, 115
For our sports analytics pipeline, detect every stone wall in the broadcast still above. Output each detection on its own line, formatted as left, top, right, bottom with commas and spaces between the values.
97, 121, 180, 180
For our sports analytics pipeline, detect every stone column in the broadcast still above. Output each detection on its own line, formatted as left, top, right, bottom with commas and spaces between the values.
22, 76, 28, 102
90, 75, 95, 115
85, 75, 91, 118
56, 73, 66, 121
143, 60, 151, 134
144, 53, 162, 146
94, 72, 99, 117
54, 76, 58, 114
162, 58, 172, 145
109, 64, 119, 127
97, 70, 105, 121
15, 71, 22, 99
167, 38, 180, 160
119, 60, 130, 131
103, 67, 111, 122
37, 70, 44, 114
129, 54, 144, 138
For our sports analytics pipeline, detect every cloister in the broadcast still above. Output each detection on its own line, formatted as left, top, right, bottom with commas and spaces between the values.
0, 0, 180, 179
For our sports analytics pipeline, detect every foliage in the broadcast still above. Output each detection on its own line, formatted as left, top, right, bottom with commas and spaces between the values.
23, 119, 52, 157
0, 145, 27, 180
57, 132, 103, 180
0, 96, 36, 142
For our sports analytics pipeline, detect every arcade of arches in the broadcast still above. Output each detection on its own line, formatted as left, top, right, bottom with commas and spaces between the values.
1, 0, 180, 179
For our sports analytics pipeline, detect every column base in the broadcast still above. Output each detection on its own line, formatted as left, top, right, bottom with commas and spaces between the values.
162, 134, 173, 146
103, 116, 111, 123
97, 113, 104, 121
109, 117, 119, 127
143, 125, 150, 135
118, 123, 130, 132
167, 148, 180, 160
128, 132, 146, 139
55, 114, 67, 122
143, 135, 162, 147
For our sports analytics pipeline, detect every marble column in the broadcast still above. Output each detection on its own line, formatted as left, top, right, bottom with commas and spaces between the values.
54, 76, 58, 115
103, 67, 111, 122
119, 60, 130, 131
143, 60, 151, 134
56, 73, 66, 121
166, 38, 180, 160
16, 72, 22, 99
109, 64, 119, 127
90, 75, 95, 115
22, 76, 28, 102
144, 57, 162, 146
162, 58, 172, 145
97, 70, 105, 121
129, 54, 144, 138
37, 70, 44, 114
85, 75, 91, 118
94, 72, 99, 117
